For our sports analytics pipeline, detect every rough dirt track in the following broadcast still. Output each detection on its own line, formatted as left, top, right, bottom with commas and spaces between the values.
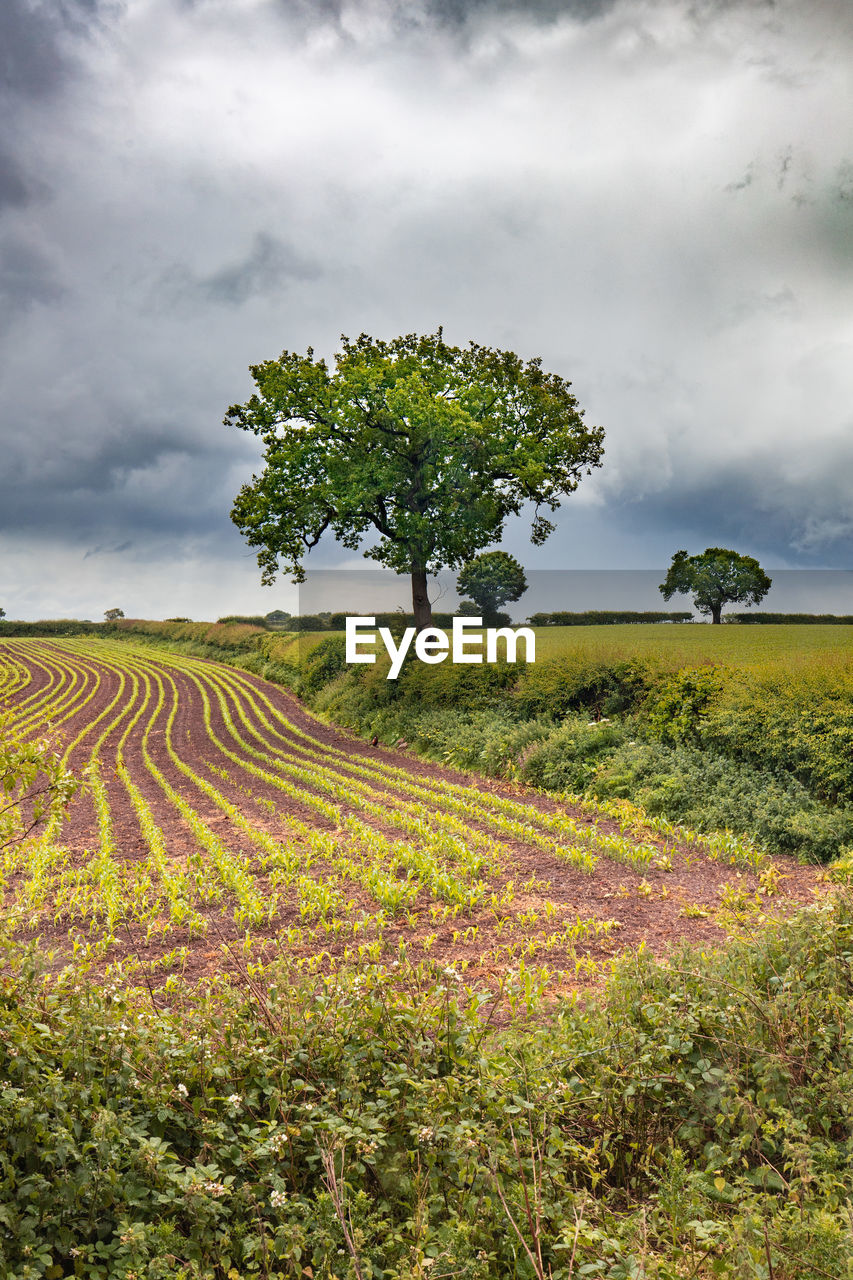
0, 638, 821, 992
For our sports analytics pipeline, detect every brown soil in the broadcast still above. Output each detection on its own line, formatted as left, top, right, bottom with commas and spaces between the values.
1, 640, 824, 997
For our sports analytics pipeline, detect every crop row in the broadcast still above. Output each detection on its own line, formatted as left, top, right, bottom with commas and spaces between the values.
0, 638, 760, 979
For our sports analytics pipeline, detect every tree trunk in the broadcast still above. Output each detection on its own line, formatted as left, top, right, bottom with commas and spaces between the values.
711, 603, 722, 624
411, 566, 433, 631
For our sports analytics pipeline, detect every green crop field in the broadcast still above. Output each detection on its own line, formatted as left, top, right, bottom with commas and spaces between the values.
4, 632, 853, 1277
529, 622, 853, 672
1, 636, 803, 992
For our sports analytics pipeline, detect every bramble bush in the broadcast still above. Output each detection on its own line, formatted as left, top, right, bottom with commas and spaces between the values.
3, 892, 853, 1277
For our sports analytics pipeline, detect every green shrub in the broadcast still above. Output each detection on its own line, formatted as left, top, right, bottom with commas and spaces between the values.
643, 666, 721, 745
591, 738, 853, 862
299, 635, 349, 696
520, 718, 627, 791
4, 893, 853, 1276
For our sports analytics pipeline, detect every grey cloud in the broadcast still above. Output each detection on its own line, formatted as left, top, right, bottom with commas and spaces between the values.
200, 233, 320, 305
0, 149, 33, 210
0, 238, 64, 312
607, 447, 853, 569
83, 540, 134, 559
0, 0, 109, 104
0, 417, 234, 541
418, 0, 619, 25
2, 0, 852, 618
163, 233, 321, 309
0, 1, 69, 102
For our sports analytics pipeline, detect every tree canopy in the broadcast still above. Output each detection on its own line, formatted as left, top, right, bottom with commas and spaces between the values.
457, 551, 528, 624
660, 547, 772, 624
226, 330, 604, 628
104, 608, 125, 621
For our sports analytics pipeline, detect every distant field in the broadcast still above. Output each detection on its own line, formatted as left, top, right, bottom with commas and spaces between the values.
279, 621, 853, 674
530, 622, 853, 671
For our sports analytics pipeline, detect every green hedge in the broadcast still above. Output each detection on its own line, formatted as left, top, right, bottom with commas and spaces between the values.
3, 893, 853, 1277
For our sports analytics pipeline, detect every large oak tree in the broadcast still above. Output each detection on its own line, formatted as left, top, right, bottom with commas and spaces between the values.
226, 330, 604, 628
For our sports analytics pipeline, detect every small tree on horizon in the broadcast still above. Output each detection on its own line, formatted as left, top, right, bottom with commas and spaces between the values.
104, 608, 125, 621
457, 551, 528, 624
660, 547, 771, 624
226, 330, 604, 630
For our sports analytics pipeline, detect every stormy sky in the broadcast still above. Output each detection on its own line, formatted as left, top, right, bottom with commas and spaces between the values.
1, 0, 852, 620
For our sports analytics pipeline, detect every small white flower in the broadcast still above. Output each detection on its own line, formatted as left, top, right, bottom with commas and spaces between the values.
201, 1179, 230, 1198
270, 1189, 288, 1209
227, 1094, 242, 1108
176, 1083, 188, 1098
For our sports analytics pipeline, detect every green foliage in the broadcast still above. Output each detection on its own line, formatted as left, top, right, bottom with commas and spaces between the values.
588, 738, 853, 862
104, 608, 125, 621
457, 551, 528, 623
226, 329, 604, 623
644, 667, 721, 744
216, 614, 269, 626
701, 674, 853, 804
727, 612, 853, 624
0, 620, 106, 637
512, 656, 652, 719
528, 611, 693, 625
300, 634, 349, 695
4, 893, 853, 1276
660, 547, 772, 623
0, 710, 79, 853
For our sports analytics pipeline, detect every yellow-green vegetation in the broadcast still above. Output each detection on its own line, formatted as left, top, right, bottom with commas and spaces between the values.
530, 620, 853, 666
305, 625, 853, 865
2, 632, 851, 1278
100, 619, 853, 865
7, 636, 756, 981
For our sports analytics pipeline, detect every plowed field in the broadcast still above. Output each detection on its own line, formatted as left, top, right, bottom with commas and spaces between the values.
0, 639, 819, 991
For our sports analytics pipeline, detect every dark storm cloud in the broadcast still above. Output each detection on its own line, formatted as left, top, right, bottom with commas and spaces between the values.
408, 0, 619, 25
0, 0, 110, 103
273, 0, 617, 30
0, 1, 69, 101
0, 412, 245, 546
185, 233, 320, 308
1, 0, 852, 619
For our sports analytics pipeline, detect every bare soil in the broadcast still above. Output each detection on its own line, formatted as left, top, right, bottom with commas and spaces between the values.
1, 641, 823, 996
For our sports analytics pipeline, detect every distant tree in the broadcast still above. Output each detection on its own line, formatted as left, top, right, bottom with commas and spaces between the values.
660, 548, 772, 624
457, 551, 528, 624
104, 608, 125, 621
264, 610, 292, 623
0, 606, 5, 620
226, 329, 604, 630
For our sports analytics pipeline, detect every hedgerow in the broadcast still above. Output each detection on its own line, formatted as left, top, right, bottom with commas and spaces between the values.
3, 890, 853, 1278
